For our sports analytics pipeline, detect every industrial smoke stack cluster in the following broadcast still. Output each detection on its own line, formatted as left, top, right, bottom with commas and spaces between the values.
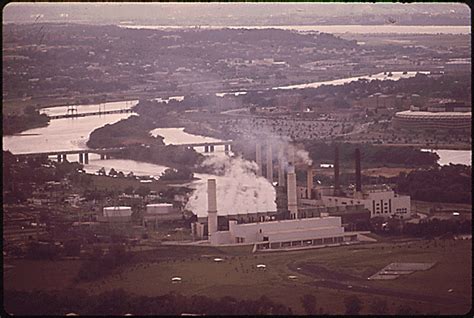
331, 145, 363, 195
255, 142, 274, 182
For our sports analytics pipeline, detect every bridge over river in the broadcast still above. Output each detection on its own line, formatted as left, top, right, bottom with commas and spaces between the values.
13, 141, 234, 164
47, 108, 133, 119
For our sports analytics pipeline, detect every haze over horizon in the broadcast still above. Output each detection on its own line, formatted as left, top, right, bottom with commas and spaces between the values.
3, 2, 471, 26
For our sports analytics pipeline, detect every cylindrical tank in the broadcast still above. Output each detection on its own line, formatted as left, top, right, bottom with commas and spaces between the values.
146, 203, 173, 215
103, 206, 132, 217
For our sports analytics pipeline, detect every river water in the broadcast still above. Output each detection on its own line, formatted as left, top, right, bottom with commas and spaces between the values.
3, 71, 471, 176
273, 71, 428, 90
421, 149, 471, 166
120, 24, 471, 35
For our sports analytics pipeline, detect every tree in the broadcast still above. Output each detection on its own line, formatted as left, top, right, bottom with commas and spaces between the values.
108, 168, 118, 176
136, 185, 151, 198
396, 304, 418, 315
344, 295, 362, 315
300, 294, 317, 314
124, 186, 134, 195
64, 240, 81, 257
369, 298, 388, 315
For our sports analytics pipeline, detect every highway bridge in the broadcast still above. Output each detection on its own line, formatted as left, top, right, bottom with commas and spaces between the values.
13, 141, 234, 163
48, 108, 133, 119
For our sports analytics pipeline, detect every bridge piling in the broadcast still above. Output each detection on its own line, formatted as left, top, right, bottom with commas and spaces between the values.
210, 145, 215, 152
57, 154, 62, 163
84, 153, 89, 164
62, 154, 67, 162
79, 153, 84, 164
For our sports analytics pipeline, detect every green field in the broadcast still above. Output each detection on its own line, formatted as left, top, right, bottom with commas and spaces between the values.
4, 239, 471, 315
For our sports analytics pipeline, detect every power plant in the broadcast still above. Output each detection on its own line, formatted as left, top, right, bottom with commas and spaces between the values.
190, 142, 410, 249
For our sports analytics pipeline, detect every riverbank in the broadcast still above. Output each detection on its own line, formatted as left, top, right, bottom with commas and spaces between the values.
374, 143, 472, 151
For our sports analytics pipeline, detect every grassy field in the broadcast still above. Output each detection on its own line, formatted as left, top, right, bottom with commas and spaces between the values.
4, 239, 471, 314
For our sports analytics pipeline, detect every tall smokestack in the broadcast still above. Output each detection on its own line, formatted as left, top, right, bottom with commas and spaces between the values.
334, 145, 340, 195
287, 165, 298, 219
256, 143, 262, 176
278, 147, 285, 186
306, 166, 313, 199
355, 148, 362, 192
266, 144, 273, 182
207, 179, 218, 238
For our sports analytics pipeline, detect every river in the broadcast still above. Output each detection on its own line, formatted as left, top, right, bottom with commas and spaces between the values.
119, 24, 471, 35
3, 71, 471, 176
421, 149, 471, 166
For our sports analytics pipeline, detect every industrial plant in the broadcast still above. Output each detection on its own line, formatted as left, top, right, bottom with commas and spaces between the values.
190, 143, 408, 249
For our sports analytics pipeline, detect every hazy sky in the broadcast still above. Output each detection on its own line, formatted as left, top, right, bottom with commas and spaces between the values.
3, 2, 471, 25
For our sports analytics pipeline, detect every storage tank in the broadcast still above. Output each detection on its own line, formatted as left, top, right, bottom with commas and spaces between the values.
103, 206, 132, 218
146, 203, 173, 215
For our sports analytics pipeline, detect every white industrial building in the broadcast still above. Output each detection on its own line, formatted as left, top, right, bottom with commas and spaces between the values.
320, 185, 411, 219
298, 147, 411, 220
143, 203, 181, 229
99, 206, 133, 222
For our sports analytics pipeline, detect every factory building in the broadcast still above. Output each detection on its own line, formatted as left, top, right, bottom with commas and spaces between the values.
143, 203, 181, 230
99, 206, 133, 223
298, 147, 411, 220
195, 177, 358, 249
189, 143, 410, 248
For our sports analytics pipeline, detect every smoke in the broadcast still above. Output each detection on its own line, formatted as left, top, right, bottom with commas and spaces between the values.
295, 149, 313, 166
185, 155, 277, 217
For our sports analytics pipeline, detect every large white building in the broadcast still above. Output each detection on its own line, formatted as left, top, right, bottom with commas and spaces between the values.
210, 216, 358, 250
320, 185, 411, 219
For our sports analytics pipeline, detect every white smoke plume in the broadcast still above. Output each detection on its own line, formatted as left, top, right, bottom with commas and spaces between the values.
295, 149, 313, 166
185, 155, 277, 217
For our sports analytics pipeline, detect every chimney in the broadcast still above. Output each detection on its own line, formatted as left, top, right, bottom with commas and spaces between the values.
334, 145, 340, 195
287, 165, 298, 219
306, 166, 313, 199
355, 148, 362, 192
255, 143, 262, 176
266, 144, 273, 182
278, 147, 285, 186
207, 179, 218, 238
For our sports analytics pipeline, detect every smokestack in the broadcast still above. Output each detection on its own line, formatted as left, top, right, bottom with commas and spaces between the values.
207, 179, 218, 238
256, 143, 262, 176
278, 147, 285, 186
266, 144, 273, 182
306, 166, 313, 199
334, 145, 340, 195
355, 148, 362, 192
287, 165, 298, 219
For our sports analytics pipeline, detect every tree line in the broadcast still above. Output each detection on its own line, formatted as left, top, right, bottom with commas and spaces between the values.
4, 289, 292, 316
396, 164, 472, 204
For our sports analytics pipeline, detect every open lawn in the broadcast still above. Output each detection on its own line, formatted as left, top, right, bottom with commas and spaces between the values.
4, 238, 471, 314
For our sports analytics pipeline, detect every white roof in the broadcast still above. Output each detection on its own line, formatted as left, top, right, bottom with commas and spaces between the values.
103, 206, 132, 210
395, 111, 471, 119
